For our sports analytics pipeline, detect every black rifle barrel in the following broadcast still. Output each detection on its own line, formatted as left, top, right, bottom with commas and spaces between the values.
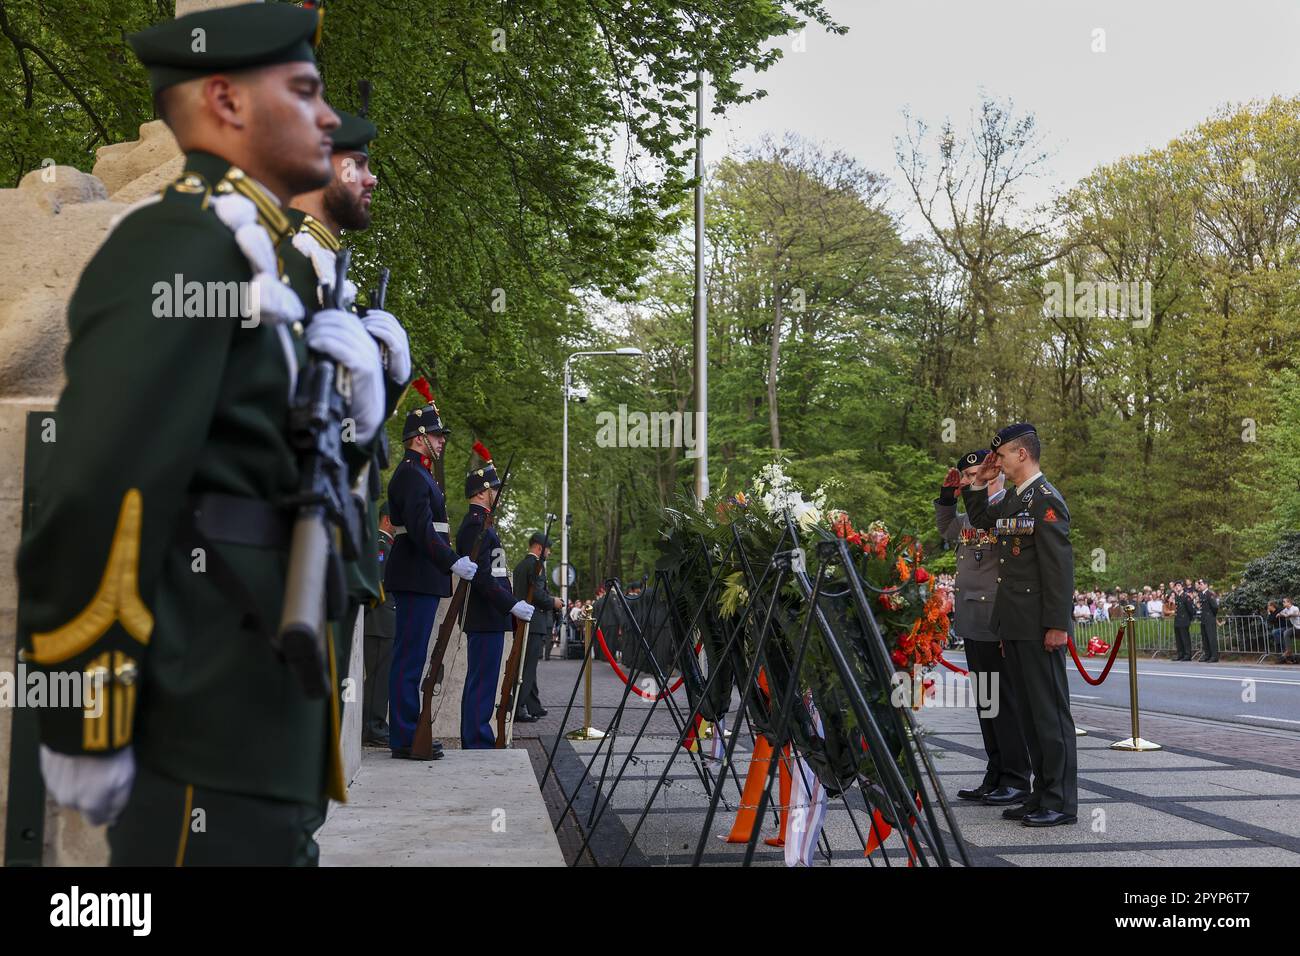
276, 249, 355, 698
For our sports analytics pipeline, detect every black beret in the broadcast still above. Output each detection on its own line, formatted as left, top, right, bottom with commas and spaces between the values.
957, 449, 990, 470
128, 4, 321, 95
529, 533, 551, 548
991, 423, 1037, 450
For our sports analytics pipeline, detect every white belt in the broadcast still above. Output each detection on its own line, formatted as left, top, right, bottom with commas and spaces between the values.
393, 523, 449, 535
491, 567, 508, 576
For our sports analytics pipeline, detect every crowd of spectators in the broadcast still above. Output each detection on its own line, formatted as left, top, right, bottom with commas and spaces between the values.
930, 571, 1298, 658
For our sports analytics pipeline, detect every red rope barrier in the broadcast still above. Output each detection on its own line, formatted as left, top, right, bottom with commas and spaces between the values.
1066, 623, 1126, 686
936, 653, 968, 676
592, 627, 701, 700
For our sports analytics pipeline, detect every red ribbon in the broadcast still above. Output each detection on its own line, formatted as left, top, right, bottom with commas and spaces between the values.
593, 628, 701, 700
936, 652, 968, 676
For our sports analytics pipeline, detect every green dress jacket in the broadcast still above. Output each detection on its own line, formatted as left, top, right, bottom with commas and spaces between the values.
16, 151, 346, 805
961, 474, 1075, 642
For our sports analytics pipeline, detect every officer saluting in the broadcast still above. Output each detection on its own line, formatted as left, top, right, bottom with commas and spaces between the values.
935, 450, 1031, 807
457, 444, 535, 748
963, 423, 1079, 827
384, 397, 478, 759
16, 4, 385, 864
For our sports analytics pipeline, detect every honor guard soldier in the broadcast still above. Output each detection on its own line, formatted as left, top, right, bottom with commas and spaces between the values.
962, 423, 1079, 827
457, 445, 535, 748
361, 503, 398, 746
512, 533, 563, 722
279, 84, 410, 687
15, 4, 389, 864
935, 450, 1032, 807
384, 399, 478, 759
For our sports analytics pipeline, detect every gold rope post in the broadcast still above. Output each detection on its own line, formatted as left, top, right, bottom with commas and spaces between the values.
1111, 604, 1161, 751
566, 609, 604, 740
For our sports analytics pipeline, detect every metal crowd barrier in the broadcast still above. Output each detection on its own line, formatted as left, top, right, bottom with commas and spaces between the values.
1072, 614, 1283, 662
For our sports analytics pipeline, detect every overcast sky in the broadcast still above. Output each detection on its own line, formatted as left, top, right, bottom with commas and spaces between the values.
714, 0, 1300, 232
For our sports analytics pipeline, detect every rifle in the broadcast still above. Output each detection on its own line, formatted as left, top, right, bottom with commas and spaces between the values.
364, 267, 393, 495
496, 511, 556, 747
410, 451, 516, 759
277, 248, 364, 698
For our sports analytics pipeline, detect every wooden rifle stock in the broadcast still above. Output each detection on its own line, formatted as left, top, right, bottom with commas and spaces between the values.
410, 453, 514, 759
495, 513, 554, 747
496, 585, 532, 748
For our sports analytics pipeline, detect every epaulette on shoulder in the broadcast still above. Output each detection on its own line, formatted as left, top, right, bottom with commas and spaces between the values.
161, 171, 212, 208
298, 214, 340, 251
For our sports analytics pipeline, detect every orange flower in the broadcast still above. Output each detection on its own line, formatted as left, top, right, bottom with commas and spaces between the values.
895, 555, 912, 582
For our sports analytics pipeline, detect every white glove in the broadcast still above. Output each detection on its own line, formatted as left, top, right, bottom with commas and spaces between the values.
304, 309, 385, 444
451, 555, 478, 581
510, 601, 535, 623
39, 745, 135, 827
360, 308, 412, 385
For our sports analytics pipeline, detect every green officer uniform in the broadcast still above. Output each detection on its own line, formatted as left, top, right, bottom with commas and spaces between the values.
15, 4, 349, 866
278, 99, 403, 701
962, 423, 1078, 823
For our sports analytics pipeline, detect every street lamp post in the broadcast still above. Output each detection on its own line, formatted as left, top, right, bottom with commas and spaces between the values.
560, 348, 643, 655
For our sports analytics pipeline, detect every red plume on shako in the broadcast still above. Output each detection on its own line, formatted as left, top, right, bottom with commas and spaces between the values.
401, 378, 449, 440
465, 441, 502, 498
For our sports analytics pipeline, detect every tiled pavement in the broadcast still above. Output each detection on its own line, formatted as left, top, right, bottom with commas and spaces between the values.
516, 657, 1300, 866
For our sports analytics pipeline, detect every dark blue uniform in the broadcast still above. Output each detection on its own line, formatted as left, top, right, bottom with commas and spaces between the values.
457, 503, 518, 748
385, 449, 456, 595
384, 449, 459, 753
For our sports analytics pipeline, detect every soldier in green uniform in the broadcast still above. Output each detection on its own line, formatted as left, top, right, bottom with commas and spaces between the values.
279, 84, 411, 701
936, 450, 1031, 806
15, 4, 387, 865
962, 423, 1079, 828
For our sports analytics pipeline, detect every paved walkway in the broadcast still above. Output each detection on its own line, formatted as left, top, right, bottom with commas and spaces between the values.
317, 749, 564, 866
519, 656, 1300, 866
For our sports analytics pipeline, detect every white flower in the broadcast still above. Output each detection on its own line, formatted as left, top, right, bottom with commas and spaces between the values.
794, 501, 823, 531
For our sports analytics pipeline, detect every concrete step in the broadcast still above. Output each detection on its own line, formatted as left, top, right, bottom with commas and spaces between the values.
317, 749, 564, 866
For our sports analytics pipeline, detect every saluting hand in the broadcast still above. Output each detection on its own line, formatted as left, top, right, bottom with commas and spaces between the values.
974, 452, 1001, 484
1044, 628, 1069, 651
942, 468, 961, 488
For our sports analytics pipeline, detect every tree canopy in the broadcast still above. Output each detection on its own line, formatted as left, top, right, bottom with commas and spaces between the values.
3, 3, 1296, 604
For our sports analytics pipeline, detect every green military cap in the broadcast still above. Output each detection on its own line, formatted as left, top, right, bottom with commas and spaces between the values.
331, 110, 377, 154
127, 3, 323, 95
331, 80, 377, 155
